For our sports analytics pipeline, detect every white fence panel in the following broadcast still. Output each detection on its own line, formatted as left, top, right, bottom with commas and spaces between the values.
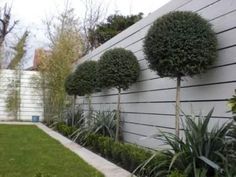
0, 69, 43, 122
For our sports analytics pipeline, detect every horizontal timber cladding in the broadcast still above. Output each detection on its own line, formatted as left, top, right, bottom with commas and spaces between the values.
0, 69, 44, 122
76, 0, 236, 149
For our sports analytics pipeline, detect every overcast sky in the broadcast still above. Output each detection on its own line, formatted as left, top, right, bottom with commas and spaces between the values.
0, 0, 170, 68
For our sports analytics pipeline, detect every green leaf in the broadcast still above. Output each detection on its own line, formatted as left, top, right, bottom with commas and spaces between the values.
198, 156, 220, 170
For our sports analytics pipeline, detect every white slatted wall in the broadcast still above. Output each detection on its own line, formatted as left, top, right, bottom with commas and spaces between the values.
0, 69, 43, 121
77, 0, 236, 149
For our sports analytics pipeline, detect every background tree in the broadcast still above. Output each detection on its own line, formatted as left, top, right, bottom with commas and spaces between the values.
88, 13, 143, 48
143, 11, 217, 137
5, 31, 28, 120
97, 48, 140, 141
38, 6, 84, 122
0, 4, 18, 68
80, 0, 105, 53
0, 4, 18, 47
7, 31, 29, 69
78, 0, 143, 54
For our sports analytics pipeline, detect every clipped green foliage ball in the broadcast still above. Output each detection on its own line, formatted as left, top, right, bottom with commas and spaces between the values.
144, 11, 217, 78
74, 60, 98, 96
64, 73, 78, 96
97, 48, 140, 90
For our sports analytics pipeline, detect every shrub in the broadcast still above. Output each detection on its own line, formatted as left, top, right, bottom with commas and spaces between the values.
97, 48, 140, 141
84, 133, 158, 176
85, 133, 100, 151
167, 171, 187, 177
56, 122, 77, 137
55, 122, 166, 176
143, 11, 217, 136
110, 141, 123, 164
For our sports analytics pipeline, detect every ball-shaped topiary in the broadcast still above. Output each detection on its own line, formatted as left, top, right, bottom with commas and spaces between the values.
143, 11, 217, 137
64, 72, 80, 126
143, 11, 217, 78
64, 73, 78, 96
97, 48, 140, 91
74, 60, 98, 96
97, 48, 140, 141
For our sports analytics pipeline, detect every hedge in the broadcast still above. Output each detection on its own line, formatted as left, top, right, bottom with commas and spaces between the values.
85, 134, 167, 176
55, 124, 179, 176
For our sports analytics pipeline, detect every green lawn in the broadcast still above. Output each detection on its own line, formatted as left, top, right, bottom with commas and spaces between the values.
0, 124, 104, 177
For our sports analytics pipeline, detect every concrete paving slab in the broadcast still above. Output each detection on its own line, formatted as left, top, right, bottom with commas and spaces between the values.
0, 121, 35, 125
36, 123, 134, 177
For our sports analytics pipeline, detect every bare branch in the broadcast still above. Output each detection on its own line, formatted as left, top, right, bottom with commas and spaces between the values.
80, 0, 107, 54
0, 3, 18, 47
6, 20, 19, 35
44, 16, 56, 46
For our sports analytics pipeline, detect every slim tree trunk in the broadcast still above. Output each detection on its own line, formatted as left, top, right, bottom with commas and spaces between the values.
115, 88, 121, 141
175, 75, 181, 137
72, 95, 76, 126
88, 94, 92, 120
87, 94, 93, 126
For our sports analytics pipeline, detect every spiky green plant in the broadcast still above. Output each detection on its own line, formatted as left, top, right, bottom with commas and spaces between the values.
136, 109, 233, 177
90, 110, 116, 138
49, 106, 85, 130
71, 110, 116, 145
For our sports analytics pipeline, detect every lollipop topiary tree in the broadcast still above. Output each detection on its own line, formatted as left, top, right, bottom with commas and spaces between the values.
74, 61, 98, 119
97, 48, 140, 141
74, 61, 98, 96
143, 11, 217, 137
64, 73, 79, 126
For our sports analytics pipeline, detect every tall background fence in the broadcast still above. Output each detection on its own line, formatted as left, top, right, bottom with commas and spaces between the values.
77, 0, 236, 149
0, 69, 43, 121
